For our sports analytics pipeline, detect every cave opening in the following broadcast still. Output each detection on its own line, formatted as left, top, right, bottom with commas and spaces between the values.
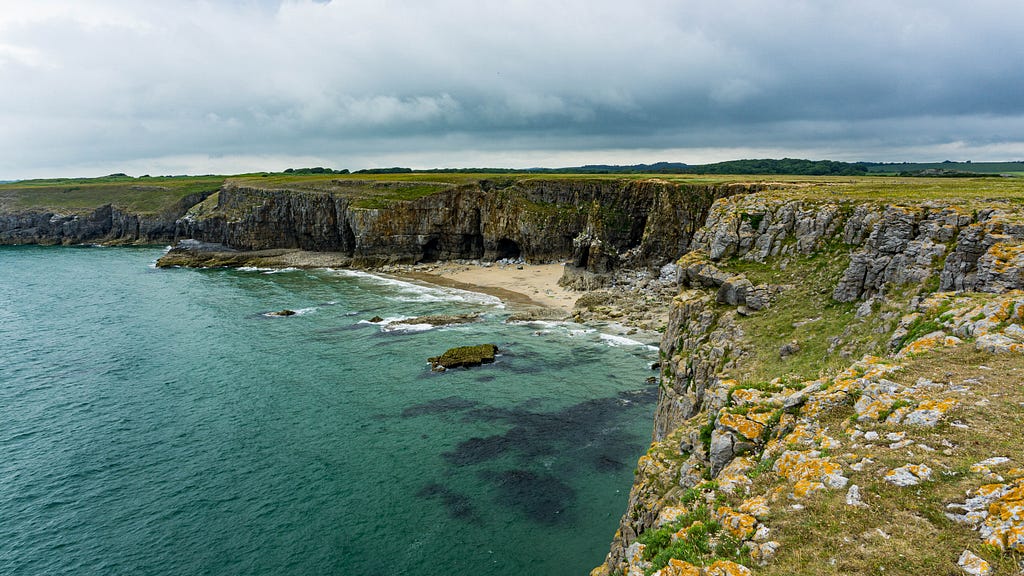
496, 238, 522, 260
421, 237, 441, 263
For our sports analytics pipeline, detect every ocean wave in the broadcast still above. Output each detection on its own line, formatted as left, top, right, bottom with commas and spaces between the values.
599, 333, 659, 350
330, 269, 502, 306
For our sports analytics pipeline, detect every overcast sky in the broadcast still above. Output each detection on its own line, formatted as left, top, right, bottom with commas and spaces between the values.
2, 0, 1024, 178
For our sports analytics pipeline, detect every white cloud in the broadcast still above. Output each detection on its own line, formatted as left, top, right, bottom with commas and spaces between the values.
2, 0, 1024, 177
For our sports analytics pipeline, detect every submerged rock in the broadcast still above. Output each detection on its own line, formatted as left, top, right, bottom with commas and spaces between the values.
403, 313, 480, 326
428, 344, 499, 371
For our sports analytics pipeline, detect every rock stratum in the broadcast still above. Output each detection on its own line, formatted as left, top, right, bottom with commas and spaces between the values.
4, 174, 1024, 574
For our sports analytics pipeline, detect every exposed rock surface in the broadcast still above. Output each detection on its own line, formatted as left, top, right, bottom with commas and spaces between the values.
687, 195, 1024, 302
166, 179, 763, 276
594, 191, 1024, 575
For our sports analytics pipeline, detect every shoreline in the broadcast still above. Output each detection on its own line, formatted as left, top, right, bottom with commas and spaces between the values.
388, 261, 578, 314
154, 245, 669, 344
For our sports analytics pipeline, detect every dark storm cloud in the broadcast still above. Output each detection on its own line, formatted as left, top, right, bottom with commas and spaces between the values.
2, 0, 1023, 177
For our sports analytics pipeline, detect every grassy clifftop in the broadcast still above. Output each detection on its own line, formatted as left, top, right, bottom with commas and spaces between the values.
4, 172, 1023, 216
0, 175, 225, 215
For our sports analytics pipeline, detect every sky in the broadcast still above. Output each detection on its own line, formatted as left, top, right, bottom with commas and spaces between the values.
2, 0, 1024, 179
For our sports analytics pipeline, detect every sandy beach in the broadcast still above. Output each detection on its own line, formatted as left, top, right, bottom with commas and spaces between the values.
400, 261, 578, 313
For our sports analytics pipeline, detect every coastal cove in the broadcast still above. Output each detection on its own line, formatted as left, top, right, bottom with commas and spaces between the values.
0, 245, 658, 576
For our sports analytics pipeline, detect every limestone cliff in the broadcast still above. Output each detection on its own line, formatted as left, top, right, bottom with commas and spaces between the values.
0, 191, 212, 245
595, 191, 1024, 576
165, 178, 764, 274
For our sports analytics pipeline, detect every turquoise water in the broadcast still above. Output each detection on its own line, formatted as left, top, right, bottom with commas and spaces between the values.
0, 246, 656, 576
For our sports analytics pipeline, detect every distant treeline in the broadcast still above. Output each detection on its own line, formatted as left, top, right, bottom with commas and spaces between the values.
862, 160, 1024, 175
683, 158, 868, 176
351, 159, 869, 176
283, 167, 350, 174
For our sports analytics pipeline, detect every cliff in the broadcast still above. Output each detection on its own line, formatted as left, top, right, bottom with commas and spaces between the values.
163, 177, 764, 277
595, 189, 1024, 576
0, 176, 221, 245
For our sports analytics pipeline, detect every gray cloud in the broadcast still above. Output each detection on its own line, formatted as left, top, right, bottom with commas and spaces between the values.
2, 0, 1024, 178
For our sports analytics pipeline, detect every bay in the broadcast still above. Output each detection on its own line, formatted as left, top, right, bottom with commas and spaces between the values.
0, 245, 656, 575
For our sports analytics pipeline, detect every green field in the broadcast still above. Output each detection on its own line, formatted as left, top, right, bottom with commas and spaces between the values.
5, 171, 1024, 215
0, 175, 225, 215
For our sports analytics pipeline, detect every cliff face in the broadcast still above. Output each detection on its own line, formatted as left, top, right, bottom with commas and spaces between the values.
170, 179, 764, 271
597, 192, 1024, 576
0, 191, 212, 245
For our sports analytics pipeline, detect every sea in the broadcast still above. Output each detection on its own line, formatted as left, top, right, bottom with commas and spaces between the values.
0, 245, 658, 576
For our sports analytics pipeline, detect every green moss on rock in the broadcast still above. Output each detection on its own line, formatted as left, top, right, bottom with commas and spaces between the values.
428, 344, 499, 371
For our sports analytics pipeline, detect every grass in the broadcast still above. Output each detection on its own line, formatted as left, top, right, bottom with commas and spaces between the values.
717, 246, 887, 385
6, 172, 1024, 217
0, 175, 224, 215
753, 346, 1024, 575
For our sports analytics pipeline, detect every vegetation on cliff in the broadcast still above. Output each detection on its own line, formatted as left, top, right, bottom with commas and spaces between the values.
596, 188, 1024, 576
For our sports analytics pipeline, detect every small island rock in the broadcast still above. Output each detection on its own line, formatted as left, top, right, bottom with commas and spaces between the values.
428, 344, 499, 371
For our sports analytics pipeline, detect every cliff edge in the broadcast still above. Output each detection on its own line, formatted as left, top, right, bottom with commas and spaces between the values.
595, 187, 1024, 576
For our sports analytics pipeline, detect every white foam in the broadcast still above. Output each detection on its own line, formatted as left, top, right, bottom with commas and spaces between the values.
262, 267, 300, 274
380, 322, 436, 333
599, 333, 659, 350
238, 266, 275, 272
330, 269, 502, 306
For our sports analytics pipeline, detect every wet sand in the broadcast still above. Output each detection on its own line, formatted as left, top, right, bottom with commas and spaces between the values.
401, 262, 577, 313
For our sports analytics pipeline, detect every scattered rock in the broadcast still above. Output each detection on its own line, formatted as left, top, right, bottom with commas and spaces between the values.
958, 549, 992, 576
884, 463, 933, 486
369, 315, 384, 323
846, 484, 868, 508
778, 340, 800, 358
268, 309, 296, 316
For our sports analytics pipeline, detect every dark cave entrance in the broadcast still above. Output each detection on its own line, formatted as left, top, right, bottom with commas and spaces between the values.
421, 237, 441, 263
496, 238, 522, 260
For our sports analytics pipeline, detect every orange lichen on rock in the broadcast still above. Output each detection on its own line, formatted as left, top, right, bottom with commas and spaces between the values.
737, 495, 770, 518
715, 506, 758, 539
718, 412, 766, 441
703, 560, 753, 576
656, 558, 701, 576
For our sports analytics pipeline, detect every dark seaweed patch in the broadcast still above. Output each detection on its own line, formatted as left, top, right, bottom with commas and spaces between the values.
595, 455, 626, 472
401, 396, 481, 418
443, 434, 519, 465
443, 388, 658, 471
480, 469, 575, 525
416, 482, 481, 524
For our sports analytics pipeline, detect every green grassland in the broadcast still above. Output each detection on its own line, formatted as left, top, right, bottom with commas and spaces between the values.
4, 171, 1024, 216
0, 174, 225, 215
